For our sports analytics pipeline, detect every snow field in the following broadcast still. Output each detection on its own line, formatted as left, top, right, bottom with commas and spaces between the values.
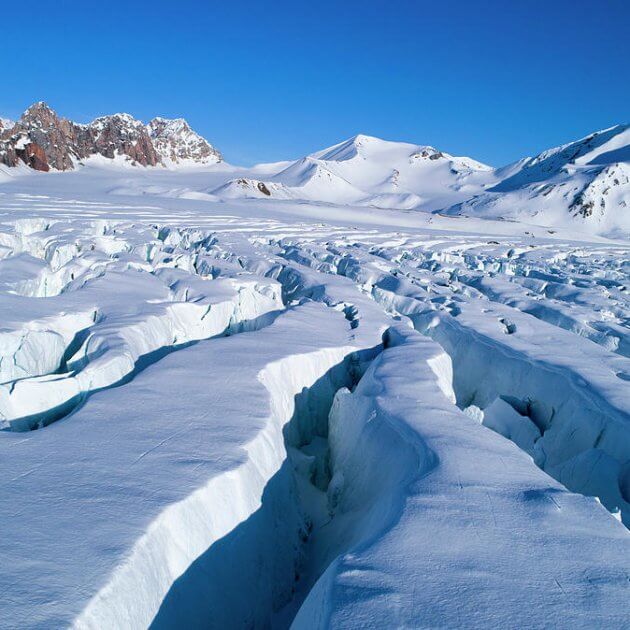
294, 326, 630, 628
0, 166, 627, 628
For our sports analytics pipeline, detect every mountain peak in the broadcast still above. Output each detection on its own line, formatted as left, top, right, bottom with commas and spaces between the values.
0, 103, 222, 172
492, 123, 630, 193
351, 133, 382, 144
23, 101, 55, 116
147, 117, 222, 165
20, 101, 62, 128
90, 113, 145, 129
450, 122, 630, 233
310, 135, 381, 162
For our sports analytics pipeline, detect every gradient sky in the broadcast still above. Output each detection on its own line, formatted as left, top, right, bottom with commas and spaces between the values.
2, 0, 628, 166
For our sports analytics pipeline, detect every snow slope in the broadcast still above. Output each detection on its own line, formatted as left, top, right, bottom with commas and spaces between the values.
209, 134, 497, 211
0, 145, 628, 628
294, 326, 630, 628
3, 107, 628, 235
449, 124, 630, 237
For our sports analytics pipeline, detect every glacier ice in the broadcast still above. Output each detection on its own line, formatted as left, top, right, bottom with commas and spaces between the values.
0, 163, 627, 629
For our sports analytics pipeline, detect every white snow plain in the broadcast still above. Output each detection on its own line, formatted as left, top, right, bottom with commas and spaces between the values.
0, 155, 628, 629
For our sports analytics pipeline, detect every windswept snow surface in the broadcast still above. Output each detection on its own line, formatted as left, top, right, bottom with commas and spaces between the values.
0, 163, 628, 629
206, 134, 496, 211
449, 124, 630, 237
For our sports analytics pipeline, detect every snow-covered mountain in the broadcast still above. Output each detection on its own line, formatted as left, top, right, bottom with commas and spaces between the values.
0, 107, 629, 627
1, 106, 628, 235
448, 124, 630, 235
148, 117, 222, 165
213, 134, 496, 210
210, 128, 629, 234
0, 102, 221, 171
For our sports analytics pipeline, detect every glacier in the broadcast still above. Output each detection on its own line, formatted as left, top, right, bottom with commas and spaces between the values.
0, 132, 628, 629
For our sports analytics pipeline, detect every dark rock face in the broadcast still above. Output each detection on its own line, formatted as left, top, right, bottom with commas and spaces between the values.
89, 114, 160, 166
0, 102, 220, 172
410, 147, 445, 162
17, 142, 50, 172
19, 102, 76, 170
0, 102, 74, 171
257, 182, 271, 196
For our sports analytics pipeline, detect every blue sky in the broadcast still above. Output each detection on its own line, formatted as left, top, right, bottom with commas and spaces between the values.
1, 0, 628, 166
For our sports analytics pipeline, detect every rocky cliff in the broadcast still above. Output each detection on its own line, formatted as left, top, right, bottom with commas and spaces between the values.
0, 102, 221, 172
148, 117, 222, 165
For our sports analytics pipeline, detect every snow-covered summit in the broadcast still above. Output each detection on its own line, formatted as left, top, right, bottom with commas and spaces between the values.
493, 123, 630, 191
211, 133, 497, 210
449, 123, 630, 235
310, 132, 491, 171
148, 117, 222, 165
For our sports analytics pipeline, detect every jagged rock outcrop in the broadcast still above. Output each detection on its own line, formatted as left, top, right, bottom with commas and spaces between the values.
0, 103, 75, 171
90, 114, 160, 166
148, 117, 222, 165
410, 147, 444, 161
0, 102, 220, 172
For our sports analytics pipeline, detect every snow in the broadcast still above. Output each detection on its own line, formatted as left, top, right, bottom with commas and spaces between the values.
39, 123, 626, 236
260, 134, 498, 212
294, 326, 630, 629
0, 136, 628, 628
0, 117, 15, 132
450, 124, 630, 236
147, 116, 222, 166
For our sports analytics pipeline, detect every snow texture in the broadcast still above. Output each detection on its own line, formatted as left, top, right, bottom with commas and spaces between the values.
0, 131, 628, 629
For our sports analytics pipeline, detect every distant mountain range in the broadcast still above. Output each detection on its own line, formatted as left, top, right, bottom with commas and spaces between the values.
447, 123, 630, 234
0, 102, 221, 171
214, 134, 494, 212
1, 102, 628, 234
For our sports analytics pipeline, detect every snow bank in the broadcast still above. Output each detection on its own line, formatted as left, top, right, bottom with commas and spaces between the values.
0, 302, 383, 628
294, 326, 630, 628
417, 300, 630, 524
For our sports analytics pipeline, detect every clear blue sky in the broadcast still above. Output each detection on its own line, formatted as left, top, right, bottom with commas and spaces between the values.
2, 0, 628, 166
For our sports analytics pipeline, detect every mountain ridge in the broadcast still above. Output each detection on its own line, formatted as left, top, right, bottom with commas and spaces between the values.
0, 102, 628, 234
447, 123, 630, 234
0, 102, 222, 172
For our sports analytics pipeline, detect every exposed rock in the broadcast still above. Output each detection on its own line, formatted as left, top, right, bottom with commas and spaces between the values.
0, 102, 74, 171
210, 177, 291, 199
569, 193, 595, 218
148, 117, 222, 165
410, 147, 444, 162
17, 141, 50, 172
257, 182, 271, 196
0, 102, 220, 172
90, 114, 160, 166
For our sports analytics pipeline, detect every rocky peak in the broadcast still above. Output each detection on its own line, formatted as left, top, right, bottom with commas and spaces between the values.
20, 102, 59, 128
88, 113, 159, 166
0, 102, 221, 172
148, 117, 222, 165
0, 101, 74, 171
